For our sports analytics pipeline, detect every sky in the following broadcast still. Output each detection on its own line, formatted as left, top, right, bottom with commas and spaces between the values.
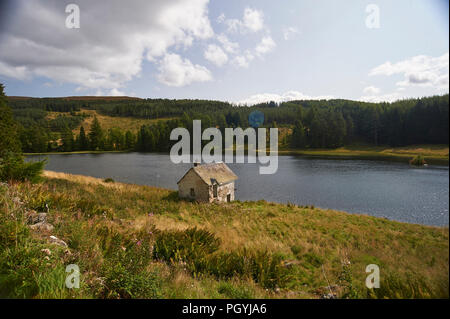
0, 0, 448, 105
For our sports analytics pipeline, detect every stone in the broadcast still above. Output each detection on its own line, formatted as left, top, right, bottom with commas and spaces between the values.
26, 211, 47, 224
282, 260, 301, 268
320, 292, 337, 299
30, 221, 54, 232
49, 235, 68, 247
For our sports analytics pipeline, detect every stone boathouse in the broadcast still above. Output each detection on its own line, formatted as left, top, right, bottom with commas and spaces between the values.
177, 162, 238, 203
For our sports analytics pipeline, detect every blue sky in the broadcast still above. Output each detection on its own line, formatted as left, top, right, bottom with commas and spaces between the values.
0, 0, 448, 104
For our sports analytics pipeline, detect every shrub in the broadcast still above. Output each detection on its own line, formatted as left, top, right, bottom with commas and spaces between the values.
290, 245, 304, 257
0, 151, 45, 183
76, 199, 111, 218
191, 250, 292, 289
98, 226, 162, 299
409, 155, 426, 166
23, 186, 53, 212
366, 272, 444, 299
100, 260, 162, 299
0, 228, 49, 298
153, 227, 220, 263
217, 282, 255, 299
103, 178, 114, 183
302, 252, 324, 268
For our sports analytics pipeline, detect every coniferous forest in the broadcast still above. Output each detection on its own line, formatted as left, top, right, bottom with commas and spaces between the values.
3, 86, 448, 154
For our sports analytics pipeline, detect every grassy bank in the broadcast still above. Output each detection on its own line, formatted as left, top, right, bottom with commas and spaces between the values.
0, 171, 448, 299
24, 150, 128, 156
278, 144, 449, 165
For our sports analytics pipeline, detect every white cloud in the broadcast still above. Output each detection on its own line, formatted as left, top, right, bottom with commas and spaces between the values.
224, 19, 241, 33
109, 88, 126, 96
232, 51, 254, 68
0, 0, 214, 91
359, 92, 408, 103
0, 61, 29, 80
204, 44, 228, 67
283, 26, 299, 40
236, 91, 333, 106
255, 36, 276, 56
242, 7, 264, 32
216, 13, 225, 23
221, 7, 264, 34
363, 86, 381, 95
217, 34, 239, 54
157, 53, 212, 87
369, 52, 449, 91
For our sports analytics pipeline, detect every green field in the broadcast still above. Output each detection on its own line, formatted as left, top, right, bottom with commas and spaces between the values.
278, 144, 449, 165
0, 171, 448, 299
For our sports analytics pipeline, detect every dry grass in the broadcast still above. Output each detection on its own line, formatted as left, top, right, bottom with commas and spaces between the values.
1, 171, 448, 298
46, 109, 176, 134
279, 144, 449, 164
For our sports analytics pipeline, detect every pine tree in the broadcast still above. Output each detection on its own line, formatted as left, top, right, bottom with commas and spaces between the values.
78, 126, 88, 150
0, 84, 21, 154
291, 120, 307, 148
61, 125, 74, 152
125, 130, 135, 150
88, 116, 103, 150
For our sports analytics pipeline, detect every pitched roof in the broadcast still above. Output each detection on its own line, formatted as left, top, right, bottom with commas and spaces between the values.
177, 162, 238, 186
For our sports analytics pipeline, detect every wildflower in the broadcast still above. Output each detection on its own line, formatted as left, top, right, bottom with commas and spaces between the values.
137, 240, 142, 246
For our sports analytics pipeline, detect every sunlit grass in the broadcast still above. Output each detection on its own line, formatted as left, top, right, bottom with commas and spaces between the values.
1, 171, 448, 299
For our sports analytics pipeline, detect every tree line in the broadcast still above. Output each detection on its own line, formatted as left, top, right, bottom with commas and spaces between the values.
5, 91, 449, 153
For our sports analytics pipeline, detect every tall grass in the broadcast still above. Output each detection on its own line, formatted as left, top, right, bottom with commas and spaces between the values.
0, 173, 448, 299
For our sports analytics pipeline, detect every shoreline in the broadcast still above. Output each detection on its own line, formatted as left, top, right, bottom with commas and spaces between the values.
42, 170, 449, 228
26, 146, 449, 165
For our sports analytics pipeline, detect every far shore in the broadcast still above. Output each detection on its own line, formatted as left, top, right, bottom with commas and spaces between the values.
25, 144, 449, 165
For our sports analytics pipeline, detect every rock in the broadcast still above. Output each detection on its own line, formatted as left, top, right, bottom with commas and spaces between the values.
320, 292, 337, 299
49, 235, 68, 247
26, 211, 47, 225
282, 260, 301, 268
30, 221, 54, 232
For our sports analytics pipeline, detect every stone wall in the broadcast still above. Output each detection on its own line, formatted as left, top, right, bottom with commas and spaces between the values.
210, 181, 235, 203
178, 170, 210, 202
179, 170, 235, 203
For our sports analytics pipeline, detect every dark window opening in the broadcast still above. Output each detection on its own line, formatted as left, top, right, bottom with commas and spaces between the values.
190, 188, 195, 197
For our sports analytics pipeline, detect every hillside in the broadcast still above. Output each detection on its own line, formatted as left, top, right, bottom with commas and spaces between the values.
7, 96, 142, 101
6, 94, 449, 156
45, 108, 176, 134
0, 171, 448, 299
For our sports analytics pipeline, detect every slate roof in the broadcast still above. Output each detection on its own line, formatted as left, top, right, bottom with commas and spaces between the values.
177, 162, 238, 186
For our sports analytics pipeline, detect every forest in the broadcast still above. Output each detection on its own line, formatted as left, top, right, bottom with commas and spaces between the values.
3, 89, 449, 153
